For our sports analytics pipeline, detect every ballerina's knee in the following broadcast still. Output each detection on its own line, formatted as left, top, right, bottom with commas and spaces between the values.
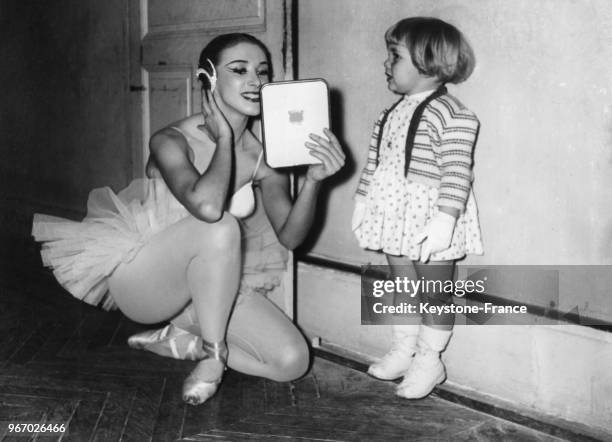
269, 341, 310, 382
190, 213, 240, 256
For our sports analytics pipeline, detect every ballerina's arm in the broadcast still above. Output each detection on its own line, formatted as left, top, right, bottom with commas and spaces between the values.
149, 90, 234, 222
259, 128, 345, 250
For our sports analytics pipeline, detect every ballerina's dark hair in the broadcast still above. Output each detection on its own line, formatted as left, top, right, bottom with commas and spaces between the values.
197, 33, 273, 89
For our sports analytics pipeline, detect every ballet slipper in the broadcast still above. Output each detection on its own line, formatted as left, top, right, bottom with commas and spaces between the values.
182, 339, 228, 406
127, 324, 205, 361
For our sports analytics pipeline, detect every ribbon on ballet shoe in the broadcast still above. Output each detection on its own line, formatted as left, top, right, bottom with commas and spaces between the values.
182, 339, 227, 406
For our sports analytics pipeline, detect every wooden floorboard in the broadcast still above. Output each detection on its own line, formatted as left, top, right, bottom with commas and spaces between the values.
0, 270, 587, 442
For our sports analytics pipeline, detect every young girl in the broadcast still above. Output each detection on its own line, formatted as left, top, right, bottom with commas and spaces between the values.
353, 17, 483, 399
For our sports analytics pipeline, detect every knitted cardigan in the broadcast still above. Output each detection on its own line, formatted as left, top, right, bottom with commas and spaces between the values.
355, 91, 479, 211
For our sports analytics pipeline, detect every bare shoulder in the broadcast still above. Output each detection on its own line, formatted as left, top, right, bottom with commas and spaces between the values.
150, 127, 183, 152
149, 115, 206, 165
173, 114, 206, 134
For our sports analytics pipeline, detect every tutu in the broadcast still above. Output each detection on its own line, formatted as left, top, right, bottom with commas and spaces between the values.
32, 179, 288, 310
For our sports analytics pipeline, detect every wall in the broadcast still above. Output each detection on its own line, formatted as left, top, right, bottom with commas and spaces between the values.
298, 0, 612, 267
295, 0, 612, 433
296, 0, 612, 321
297, 263, 612, 436
0, 1, 131, 271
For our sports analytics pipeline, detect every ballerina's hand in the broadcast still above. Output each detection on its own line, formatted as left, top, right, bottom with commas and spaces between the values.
304, 128, 346, 182
199, 89, 233, 142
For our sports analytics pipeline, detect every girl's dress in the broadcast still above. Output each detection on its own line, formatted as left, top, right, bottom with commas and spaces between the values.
356, 90, 483, 260
31, 127, 287, 311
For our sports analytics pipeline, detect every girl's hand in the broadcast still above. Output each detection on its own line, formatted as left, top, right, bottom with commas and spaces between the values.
304, 128, 345, 182
416, 211, 457, 263
199, 89, 233, 142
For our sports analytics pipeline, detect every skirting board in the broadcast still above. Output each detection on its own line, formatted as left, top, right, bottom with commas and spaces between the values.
312, 340, 609, 442
296, 262, 612, 438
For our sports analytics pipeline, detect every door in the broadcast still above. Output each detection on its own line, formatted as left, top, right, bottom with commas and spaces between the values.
127, 0, 295, 316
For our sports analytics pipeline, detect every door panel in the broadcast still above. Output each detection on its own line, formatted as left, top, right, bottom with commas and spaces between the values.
147, 0, 265, 36
148, 68, 193, 133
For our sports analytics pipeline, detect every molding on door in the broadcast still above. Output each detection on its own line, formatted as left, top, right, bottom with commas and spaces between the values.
143, 0, 266, 41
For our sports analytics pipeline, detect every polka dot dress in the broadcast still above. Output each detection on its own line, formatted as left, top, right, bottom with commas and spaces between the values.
356, 92, 484, 261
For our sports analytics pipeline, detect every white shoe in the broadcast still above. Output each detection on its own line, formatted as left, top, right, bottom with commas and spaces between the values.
395, 325, 452, 399
182, 339, 227, 406
395, 353, 446, 399
127, 324, 204, 361
368, 325, 419, 380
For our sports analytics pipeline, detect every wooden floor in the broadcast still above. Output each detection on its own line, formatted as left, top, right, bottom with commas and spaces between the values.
0, 270, 578, 441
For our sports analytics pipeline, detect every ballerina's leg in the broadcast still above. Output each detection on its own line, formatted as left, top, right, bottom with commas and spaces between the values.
108, 213, 241, 404
225, 293, 309, 382
127, 294, 310, 381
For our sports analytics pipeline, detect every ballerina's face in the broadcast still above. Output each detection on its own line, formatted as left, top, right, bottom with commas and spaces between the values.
213, 42, 270, 117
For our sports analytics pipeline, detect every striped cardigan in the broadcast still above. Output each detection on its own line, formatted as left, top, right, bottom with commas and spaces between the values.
355, 92, 480, 211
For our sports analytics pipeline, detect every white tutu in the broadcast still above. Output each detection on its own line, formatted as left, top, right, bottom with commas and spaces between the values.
32, 179, 188, 310
32, 179, 288, 310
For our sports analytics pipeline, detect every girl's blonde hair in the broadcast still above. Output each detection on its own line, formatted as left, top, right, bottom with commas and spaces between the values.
385, 17, 475, 84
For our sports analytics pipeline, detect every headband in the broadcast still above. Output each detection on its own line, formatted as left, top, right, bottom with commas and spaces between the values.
196, 59, 217, 92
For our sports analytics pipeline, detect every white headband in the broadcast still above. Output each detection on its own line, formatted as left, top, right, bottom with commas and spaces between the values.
196, 59, 217, 92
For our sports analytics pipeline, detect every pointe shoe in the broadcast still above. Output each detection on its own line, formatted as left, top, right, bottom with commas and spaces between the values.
182, 339, 228, 406
368, 324, 419, 380
127, 324, 173, 349
127, 324, 204, 360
